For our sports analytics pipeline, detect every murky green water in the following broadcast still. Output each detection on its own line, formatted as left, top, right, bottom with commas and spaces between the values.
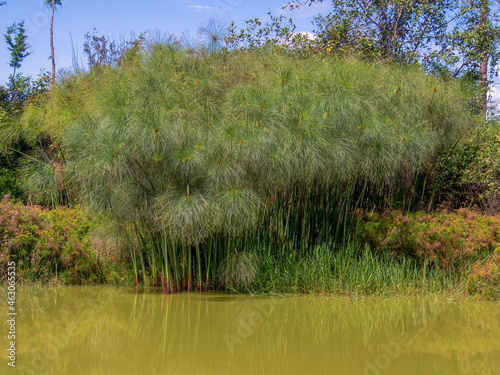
1, 287, 499, 375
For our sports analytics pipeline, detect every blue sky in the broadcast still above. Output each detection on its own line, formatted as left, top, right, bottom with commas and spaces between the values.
0, 0, 331, 81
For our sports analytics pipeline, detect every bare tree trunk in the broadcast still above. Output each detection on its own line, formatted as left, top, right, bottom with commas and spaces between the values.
50, 0, 56, 85
480, 53, 488, 116
479, 0, 489, 117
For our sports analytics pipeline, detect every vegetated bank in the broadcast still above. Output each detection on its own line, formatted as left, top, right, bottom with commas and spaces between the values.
2, 42, 499, 298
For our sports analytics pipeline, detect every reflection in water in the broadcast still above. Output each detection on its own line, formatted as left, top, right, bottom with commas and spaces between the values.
1, 287, 499, 375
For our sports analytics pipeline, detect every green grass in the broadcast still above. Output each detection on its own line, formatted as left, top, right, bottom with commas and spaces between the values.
248, 242, 468, 297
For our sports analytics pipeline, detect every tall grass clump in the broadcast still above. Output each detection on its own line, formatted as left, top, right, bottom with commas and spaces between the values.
17, 40, 472, 292
250, 242, 464, 296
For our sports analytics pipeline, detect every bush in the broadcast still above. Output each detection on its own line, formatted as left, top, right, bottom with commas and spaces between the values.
462, 120, 500, 212
0, 197, 106, 284
434, 119, 500, 212
358, 208, 500, 269
0, 167, 23, 199
467, 248, 500, 299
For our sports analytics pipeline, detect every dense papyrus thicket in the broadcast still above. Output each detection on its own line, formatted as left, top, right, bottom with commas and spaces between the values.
17, 44, 472, 291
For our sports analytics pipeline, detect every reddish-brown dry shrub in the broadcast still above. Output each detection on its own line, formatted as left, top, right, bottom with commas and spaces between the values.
0, 197, 105, 284
467, 248, 500, 299
358, 209, 500, 269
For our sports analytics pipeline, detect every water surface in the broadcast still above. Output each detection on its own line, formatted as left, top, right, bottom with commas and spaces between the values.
1, 287, 499, 374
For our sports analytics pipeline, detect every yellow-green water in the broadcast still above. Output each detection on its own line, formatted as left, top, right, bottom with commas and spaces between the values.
1, 287, 499, 374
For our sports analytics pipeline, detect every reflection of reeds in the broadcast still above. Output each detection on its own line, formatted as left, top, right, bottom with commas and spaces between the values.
18, 43, 471, 292
8, 288, 499, 375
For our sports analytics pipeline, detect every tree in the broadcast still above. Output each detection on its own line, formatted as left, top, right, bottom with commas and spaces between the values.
45, 0, 62, 84
285, 0, 500, 116
451, 0, 499, 116
5, 21, 31, 78
3, 21, 34, 112
422, 0, 500, 117
286, 0, 455, 63
479, 1, 489, 110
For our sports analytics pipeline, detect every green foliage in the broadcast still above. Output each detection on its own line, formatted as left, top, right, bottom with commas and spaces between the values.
1, 18, 45, 113
435, 0, 500, 80
358, 209, 500, 269
226, 13, 302, 51
286, 0, 500, 116
0, 17, 48, 203
0, 167, 22, 199
434, 119, 500, 211
433, 133, 479, 209
0, 73, 50, 204
1, 72, 50, 111
462, 120, 500, 211
307, 0, 454, 63
4, 21, 31, 75
0, 197, 106, 284
313, 12, 379, 58
16, 44, 472, 291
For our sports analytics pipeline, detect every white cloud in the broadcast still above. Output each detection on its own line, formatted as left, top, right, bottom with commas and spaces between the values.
187, 5, 216, 11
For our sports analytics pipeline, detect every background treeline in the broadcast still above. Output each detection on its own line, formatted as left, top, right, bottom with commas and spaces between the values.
0, 0, 499, 297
